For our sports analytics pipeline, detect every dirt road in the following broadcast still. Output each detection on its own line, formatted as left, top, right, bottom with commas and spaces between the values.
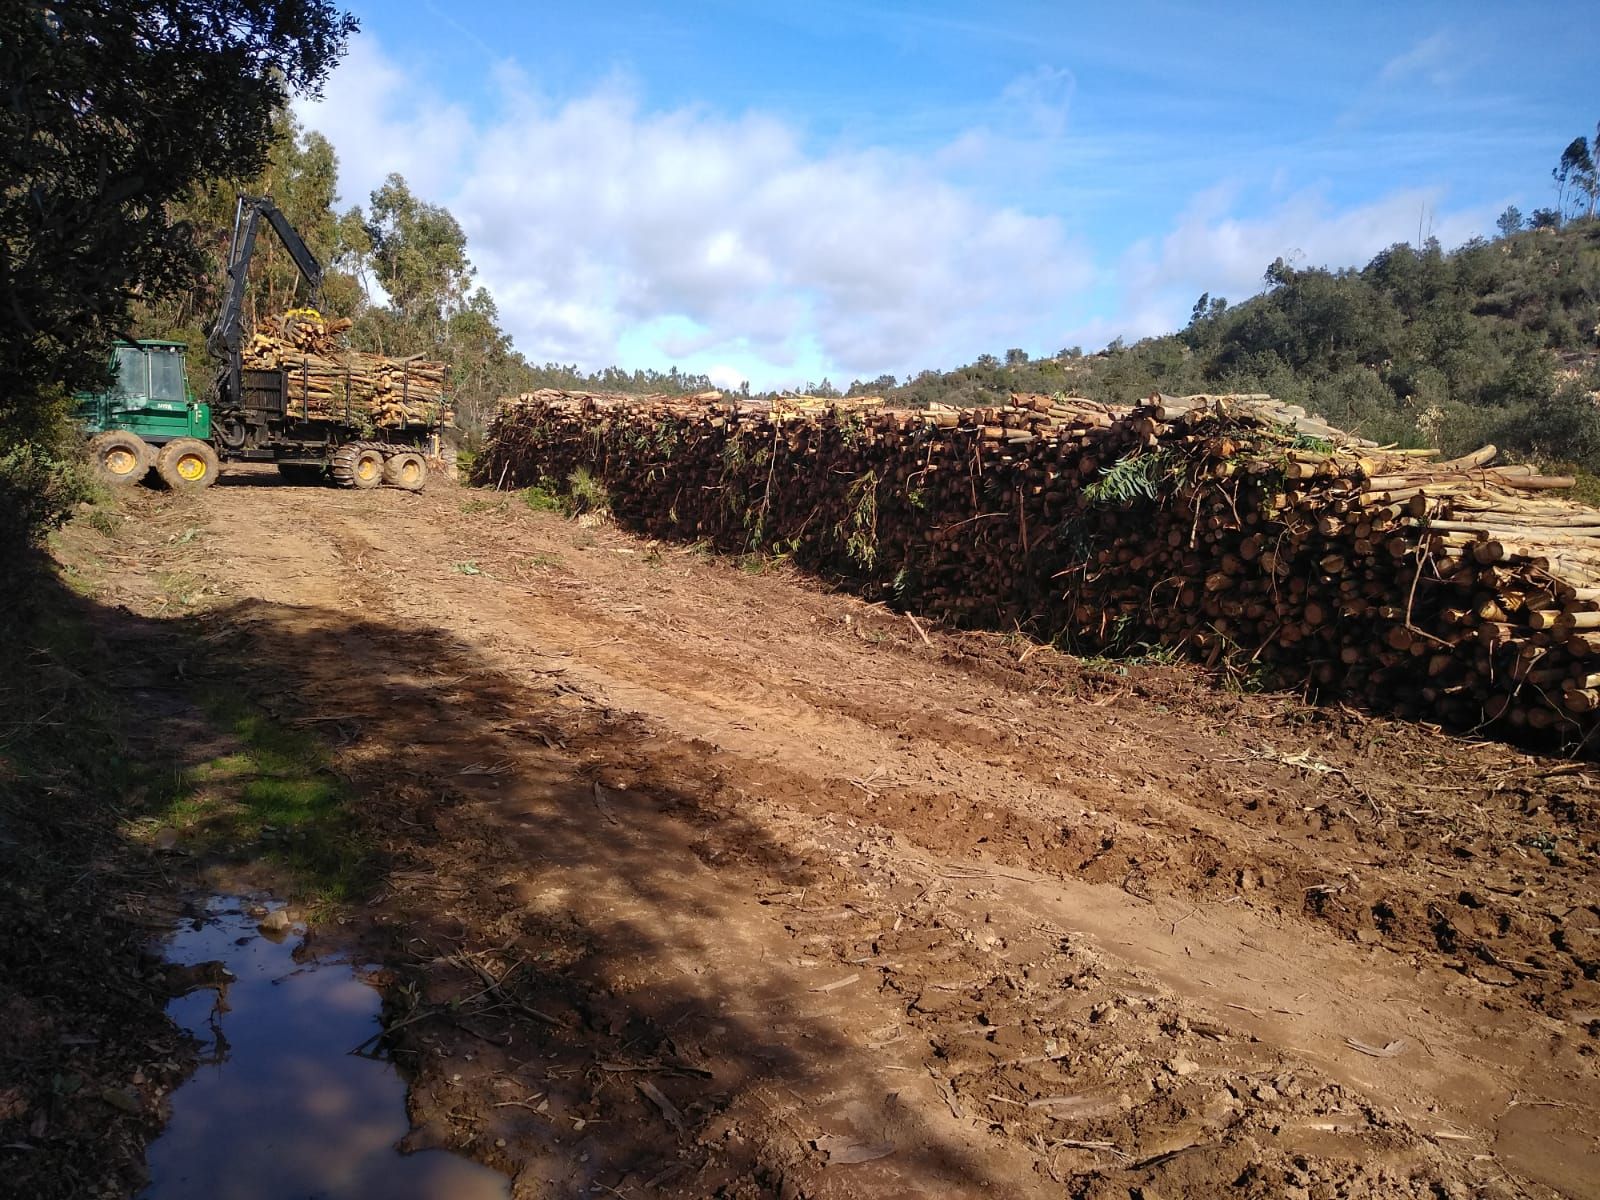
69, 469, 1600, 1198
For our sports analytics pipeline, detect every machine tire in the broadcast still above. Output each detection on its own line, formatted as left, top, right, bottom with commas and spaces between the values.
155, 438, 220, 491
87, 430, 152, 486
277, 462, 327, 485
382, 450, 428, 491
331, 442, 384, 489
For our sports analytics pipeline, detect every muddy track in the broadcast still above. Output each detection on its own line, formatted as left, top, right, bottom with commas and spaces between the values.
72, 470, 1600, 1198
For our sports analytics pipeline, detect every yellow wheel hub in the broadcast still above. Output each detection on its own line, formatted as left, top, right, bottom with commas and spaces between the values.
356, 457, 379, 481
105, 448, 137, 476
176, 453, 208, 481
400, 461, 421, 484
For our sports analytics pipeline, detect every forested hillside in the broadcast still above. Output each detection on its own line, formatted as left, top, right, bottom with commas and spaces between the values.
132, 114, 718, 441
874, 216, 1600, 484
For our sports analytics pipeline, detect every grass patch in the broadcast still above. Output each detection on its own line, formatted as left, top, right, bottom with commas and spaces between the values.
1124, 641, 1185, 666
151, 690, 372, 909
154, 569, 212, 609
52, 554, 100, 597
521, 483, 565, 514
565, 467, 610, 516
1072, 643, 1187, 673
496, 471, 613, 522
1563, 467, 1600, 509
736, 548, 793, 575
466, 477, 606, 521
1220, 660, 1275, 695
1, 596, 142, 820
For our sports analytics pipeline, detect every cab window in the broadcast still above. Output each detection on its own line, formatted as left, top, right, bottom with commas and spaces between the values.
112, 347, 146, 398
149, 351, 187, 402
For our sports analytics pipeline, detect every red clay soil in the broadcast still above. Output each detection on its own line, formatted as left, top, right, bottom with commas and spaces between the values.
53, 467, 1600, 1199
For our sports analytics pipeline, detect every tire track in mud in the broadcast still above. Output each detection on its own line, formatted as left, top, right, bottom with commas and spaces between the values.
151, 473, 1600, 1198
333, 498, 1600, 1020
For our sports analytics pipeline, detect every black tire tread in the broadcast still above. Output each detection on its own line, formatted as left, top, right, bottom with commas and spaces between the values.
155, 438, 220, 491
87, 430, 152, 486
330, 441, 386, 489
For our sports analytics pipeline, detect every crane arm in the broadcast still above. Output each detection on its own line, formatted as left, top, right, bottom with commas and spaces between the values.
257, 201, 325, 301
207, 195, 325, 363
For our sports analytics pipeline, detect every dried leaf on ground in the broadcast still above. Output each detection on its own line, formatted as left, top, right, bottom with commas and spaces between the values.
1344, 1036, 1408, 1058
815, 1134, 895, 1165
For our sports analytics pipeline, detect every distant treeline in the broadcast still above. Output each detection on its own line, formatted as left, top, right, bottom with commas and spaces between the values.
860, 216, 1600, 488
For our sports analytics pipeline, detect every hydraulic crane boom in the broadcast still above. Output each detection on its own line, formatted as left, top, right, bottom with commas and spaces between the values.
208, 195, 325, 405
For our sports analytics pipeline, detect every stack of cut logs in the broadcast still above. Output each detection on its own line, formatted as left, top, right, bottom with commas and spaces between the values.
771, 394, 886, 420
476, 389, 1600, 752
244, 312, 453, 429
498, 388, 724, 415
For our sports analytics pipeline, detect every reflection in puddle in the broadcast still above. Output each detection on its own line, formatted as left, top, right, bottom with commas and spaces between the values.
140, 896, 508, 1200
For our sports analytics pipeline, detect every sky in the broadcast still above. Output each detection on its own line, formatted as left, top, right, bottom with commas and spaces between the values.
297, 1, 1596, 391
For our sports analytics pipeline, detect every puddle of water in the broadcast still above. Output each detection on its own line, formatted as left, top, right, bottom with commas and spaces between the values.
139, 896, 509, 1200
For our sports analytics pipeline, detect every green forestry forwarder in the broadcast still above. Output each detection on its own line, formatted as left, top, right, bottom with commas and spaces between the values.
75, 195, 448, 492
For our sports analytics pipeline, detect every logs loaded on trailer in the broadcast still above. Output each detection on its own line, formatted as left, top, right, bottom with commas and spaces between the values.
475, 389, 1600, 754
244, 311, 455, 431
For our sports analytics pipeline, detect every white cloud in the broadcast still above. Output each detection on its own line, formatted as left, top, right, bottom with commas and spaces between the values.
706, 363, 747, 391
998, 66, 1076, 140
1070, 183, 1492, 346
1378, 32, 1456, 89
1339, 31, 1470, 130
299, 38, 1093, 385
301, 37, 1495, 384
298, 38, 474, 206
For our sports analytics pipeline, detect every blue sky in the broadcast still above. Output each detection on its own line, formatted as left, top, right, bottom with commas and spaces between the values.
298, 1, 1595, 390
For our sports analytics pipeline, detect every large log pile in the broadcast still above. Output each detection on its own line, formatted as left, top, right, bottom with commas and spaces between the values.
476, 390, 1600, 751
244, 311, 454, 429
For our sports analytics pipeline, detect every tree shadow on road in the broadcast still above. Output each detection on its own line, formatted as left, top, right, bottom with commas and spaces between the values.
4, 565, 1018, 1197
